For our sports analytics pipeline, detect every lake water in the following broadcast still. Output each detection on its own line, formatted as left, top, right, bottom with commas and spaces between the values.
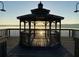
0, 24, 79, 29
0, 24, 79, 37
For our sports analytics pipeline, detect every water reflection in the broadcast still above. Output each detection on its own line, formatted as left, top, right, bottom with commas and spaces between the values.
32, 39, 47, 47
32, 30, 49, 47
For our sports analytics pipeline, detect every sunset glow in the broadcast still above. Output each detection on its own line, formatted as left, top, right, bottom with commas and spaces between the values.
0, 1, 79, 25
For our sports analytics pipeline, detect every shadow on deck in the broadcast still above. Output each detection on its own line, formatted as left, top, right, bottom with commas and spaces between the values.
7, 43, 73, 57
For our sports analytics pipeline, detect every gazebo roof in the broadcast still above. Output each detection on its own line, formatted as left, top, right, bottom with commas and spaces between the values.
17, 2, 64, 21
17, 14, 64, 21
31, 2, 50, 14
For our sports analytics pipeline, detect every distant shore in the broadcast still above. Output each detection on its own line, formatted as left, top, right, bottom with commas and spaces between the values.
0, 24, 79, 28
0, 24, 79, 30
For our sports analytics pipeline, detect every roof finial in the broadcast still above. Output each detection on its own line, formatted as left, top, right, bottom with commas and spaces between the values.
38, 1, 43, 9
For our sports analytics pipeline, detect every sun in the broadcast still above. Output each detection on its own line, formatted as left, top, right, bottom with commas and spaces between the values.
39, 31, 44, 35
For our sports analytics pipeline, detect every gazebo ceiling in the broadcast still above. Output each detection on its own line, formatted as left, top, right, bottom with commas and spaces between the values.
17, 2, 64, 22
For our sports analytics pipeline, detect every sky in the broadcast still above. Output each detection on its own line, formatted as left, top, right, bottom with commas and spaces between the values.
0, 1, 79, 25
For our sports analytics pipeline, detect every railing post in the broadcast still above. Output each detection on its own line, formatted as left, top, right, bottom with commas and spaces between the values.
1, 30, 2, 36
0, 38, 7, 57
72, 30, 74, 38
74, 37, 79, 57
1, 41, 7, 56
8, 29, 10, 38
72, 30, 79, 56
69, 29, 71, 38
5, 29, 8, 38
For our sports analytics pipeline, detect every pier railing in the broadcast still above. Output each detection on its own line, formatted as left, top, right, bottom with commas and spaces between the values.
4, 28, 74, 38
0, 29, 7, 56
0, 28, 79, 56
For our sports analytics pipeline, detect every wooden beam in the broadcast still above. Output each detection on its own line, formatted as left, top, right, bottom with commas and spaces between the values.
34, 21, 36, 38
45, 21, 46, 38
24, 21, 26, 32
59, 20, 61, 43
28, 21, 31, 46
55, 21, 57, 29
19, 20, 22, 45
49, 21, 51, 46
20, 20, 21, 33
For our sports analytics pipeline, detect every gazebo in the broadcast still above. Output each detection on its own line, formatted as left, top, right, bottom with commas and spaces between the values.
17, 2, 64, 47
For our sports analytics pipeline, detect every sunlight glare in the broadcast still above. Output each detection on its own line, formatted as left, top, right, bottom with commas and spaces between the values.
39, 31, 44, 35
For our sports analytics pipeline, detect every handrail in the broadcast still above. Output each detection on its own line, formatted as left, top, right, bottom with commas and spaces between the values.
0, 28, 79, 39
6, 28, 74, 30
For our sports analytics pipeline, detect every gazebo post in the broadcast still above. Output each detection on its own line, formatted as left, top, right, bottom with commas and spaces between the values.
19, 20, 22, 45
28, 21, 31, 46
24, 21, 26, 32
45, 21, 48, 45
19, 20, 21, 35
45, 21, 47, 38
59, 20, 61, 43
55, 21, 57, 30
49, 21, 51, 46
34, 21, 36, 38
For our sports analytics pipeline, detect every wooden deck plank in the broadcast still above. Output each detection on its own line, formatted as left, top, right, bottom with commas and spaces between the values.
7, 37, 73, 57
7, 44, 73, 57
